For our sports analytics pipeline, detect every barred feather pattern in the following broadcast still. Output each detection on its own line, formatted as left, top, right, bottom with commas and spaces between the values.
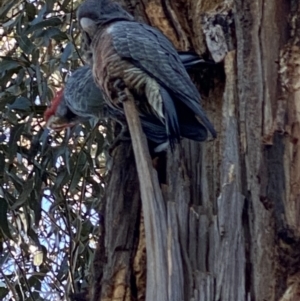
76, 0, 216, 143
91, 27, 164, 122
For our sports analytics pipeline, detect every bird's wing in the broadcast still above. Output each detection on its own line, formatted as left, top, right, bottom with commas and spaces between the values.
110, 21, 216, 137
64, 66, 106, 119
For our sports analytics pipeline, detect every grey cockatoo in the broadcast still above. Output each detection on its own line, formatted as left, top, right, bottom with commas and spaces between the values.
76, 0, 216, 148
45, 52, 214, 151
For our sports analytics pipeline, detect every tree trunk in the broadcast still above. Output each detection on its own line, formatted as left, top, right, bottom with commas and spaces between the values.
90, 0, 300, 300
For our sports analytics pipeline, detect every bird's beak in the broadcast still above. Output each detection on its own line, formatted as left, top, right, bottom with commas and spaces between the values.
46, 115, 74, 131
80, 17, 97, 37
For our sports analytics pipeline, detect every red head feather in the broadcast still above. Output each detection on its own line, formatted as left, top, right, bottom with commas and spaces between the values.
44, 89, 64, 122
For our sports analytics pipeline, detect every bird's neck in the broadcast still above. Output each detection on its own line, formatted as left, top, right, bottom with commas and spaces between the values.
97, 0, 134, 24
98, 15, 132, 27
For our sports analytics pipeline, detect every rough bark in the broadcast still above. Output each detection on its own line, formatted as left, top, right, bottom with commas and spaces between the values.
92, 141, 142, 301
90, 0, 300, 300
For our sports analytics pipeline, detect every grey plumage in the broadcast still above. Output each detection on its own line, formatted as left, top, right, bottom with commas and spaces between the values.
107, 21, 216, 138
63, 66, 106, 120
77, 0, 216, 147
45, 63, 210, 149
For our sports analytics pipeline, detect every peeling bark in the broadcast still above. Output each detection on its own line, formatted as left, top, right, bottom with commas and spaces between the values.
91, 142, 142, 301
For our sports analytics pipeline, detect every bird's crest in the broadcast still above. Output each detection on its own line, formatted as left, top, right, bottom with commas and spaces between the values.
44, 89, 64, 121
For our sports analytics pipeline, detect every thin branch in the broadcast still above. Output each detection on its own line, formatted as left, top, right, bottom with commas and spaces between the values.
122, 88, 169, 301
0, 267, 19, 301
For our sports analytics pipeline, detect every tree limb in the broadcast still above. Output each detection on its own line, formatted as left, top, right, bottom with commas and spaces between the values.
122, 88, 168, 301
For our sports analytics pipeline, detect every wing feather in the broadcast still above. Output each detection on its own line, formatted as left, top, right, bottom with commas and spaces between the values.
64, 66, 105, 118
110, 21, 216, 137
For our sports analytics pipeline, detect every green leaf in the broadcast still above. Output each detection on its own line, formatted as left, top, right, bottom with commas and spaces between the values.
25, 2, 37, 21
64, 148, 71, 174
26, 17, 62, 34
56, 254, 68, 279
40, 129, 50, 156
42, 27, 67, 41
30, 4, 47, 25
4, 84, 22, 96
6, 172, 23, 193
31, 48, 40, 64
69, 152, 87, 193
85, 152, 94, 173
0, 0, 104, 296
53, 169, 69, 191
35, 28, 67, 47
16, 35, 35, 55
8, 124, 25, 163
0, 58, 21, 72
0, 251, 10, 266
30, 173, 42, 224
2, 13, 22, 30
0, 153, 5, 176
0, 198, 13, 240
14, 68, 25, 86
0, 0, 19, 19
61, 42, 73, 63
11, 178, 35, 210
95, 131, 105, 158
8, 97, 31, 111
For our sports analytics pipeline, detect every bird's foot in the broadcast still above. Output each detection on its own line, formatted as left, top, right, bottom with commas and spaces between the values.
113, 78, 126, 91
113, 79, 127, 102
118, 91, 127, 102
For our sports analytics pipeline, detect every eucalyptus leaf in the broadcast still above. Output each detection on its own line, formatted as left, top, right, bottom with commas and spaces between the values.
8, 96, 31, 111
69, 152, 87, 193
0, 198, 13, 240
11, 178, 35, 210
0, 0, 105, 297
16, 35, 35, 55
0, 0, 19, 19
26, 17, 62, 35
35, 28, 67, 46
61, 43, 73, 63
8, 124, 25, 163
25, 2, 36, 21
0, 59, 21, 72
0, 153, 5, 175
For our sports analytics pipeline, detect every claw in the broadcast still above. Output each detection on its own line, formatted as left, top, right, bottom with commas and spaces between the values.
117, 90, 127, 102
113, 79, 127, 102
113, 78, 126, 91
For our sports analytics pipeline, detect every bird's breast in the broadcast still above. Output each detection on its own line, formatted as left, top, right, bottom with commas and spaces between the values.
91, 26, 164, 121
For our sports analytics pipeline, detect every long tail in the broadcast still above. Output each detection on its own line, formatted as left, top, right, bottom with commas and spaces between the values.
140, 116, 167, 145
179, 121, 208, 142
178, 51, 215, 69
160, 86, 181, 150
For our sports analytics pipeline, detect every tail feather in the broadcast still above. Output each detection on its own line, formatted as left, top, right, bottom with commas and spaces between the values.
140, 116, 167, 145
179, 94, 217, 138
159, 86, 180, 148
178, 51, 215, 69
179, 122, 208, 141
